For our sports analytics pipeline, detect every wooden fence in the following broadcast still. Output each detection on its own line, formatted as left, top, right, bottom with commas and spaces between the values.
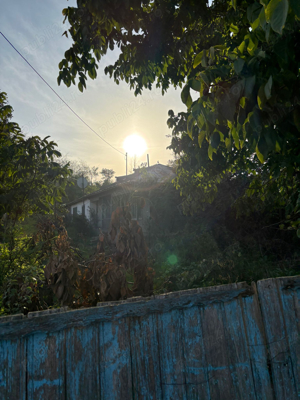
1, 276, 300, 399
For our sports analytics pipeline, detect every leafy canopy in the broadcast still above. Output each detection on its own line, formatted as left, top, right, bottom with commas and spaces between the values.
59, 0, 300, 232
0, 91, 71, 223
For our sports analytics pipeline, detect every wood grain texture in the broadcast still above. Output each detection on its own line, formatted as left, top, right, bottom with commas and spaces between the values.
240, 282, 275, 400
257, 278, 299, 400
181, 306, 211, 400
65, 324, 100, 399
157, 309, 187, 399
200, 302, 237, 399
27, 331, 65, 400
129, 314, 162, 399
222, 298, 256, 399
2, 277, 300, 399
0, 282, 253, 340
0, 338, 26, 400
99, 318, 133, 400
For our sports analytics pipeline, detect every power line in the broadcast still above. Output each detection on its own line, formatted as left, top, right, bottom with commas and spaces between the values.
0, 31, 126, 156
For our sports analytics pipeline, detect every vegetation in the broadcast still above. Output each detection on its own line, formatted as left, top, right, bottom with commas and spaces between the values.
2, 0, 300, 314
0, 91, 71, 292
59, 0, 300, 234
58, 157, 115, 202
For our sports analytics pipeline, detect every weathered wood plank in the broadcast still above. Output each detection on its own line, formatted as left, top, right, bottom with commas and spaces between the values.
181, 306, 211, 400
222, 296, 256, 399
157, 309, 187, 400
99, 318, 132, 400
277, 278, 300, 395
27, 331, 65, 400
200, 302, 237, 400
257, 278, 299, 400
129, 314, 162, 399
65, 324, 100, 399
0, 282, 253, 340
0, 338, 26, 400
240, 282, 274, 400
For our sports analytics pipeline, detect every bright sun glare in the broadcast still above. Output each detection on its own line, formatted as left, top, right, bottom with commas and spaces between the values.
123, 134, 147, 157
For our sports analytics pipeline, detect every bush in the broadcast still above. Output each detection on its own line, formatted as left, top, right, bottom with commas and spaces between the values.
0, 263, 49, 315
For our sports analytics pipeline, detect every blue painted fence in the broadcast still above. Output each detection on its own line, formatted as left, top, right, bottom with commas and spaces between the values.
0, 276, 300, 399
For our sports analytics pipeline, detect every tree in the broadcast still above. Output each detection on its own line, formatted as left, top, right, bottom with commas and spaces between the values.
0, 91, 71, 224
58, 0, 300, 233
0, 91, 72, 285
57, 158, 103, 202
100, 168, 115, 185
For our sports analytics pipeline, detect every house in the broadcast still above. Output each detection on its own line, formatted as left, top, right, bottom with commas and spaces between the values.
67, 163, 175, 233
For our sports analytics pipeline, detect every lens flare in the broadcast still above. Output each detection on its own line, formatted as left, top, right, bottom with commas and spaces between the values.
123, 134, 147, 157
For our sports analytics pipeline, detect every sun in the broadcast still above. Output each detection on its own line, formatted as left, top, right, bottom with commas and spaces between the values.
123, 134, 147, 157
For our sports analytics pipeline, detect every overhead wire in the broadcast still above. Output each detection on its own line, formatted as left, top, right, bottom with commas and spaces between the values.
0, 31, 126, 156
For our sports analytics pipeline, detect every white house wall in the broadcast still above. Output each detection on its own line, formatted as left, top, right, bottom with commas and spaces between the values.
71, 199, 91, 219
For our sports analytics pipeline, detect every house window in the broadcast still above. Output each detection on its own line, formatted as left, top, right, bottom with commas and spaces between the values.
101, 196, 111, 219
82, 204, 85, 216
73, 207, 77, 215
131, 201, 142, 220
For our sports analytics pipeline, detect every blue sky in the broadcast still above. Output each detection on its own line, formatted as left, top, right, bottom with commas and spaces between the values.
0, 0, 183, 177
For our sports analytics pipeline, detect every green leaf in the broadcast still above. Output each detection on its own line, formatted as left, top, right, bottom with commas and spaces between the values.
181, 85, 192, 108
234, 59, 245, 74
247, 36, 258, 55
256, 144, 265, 163
240, 97, 246, 108
238, 41, 246, 54
265, 0, 289, 34
193, 51, 203, 68
208, 144, 214, 160
201, 50, 208, 67
199, 72, 210, 87
225, 137, 232, 151
257, 136, 269, 161
210, 131, 220, 149
196, 113, 206, 130
247, 3, 263, 23
231, 127, 240, 149
230, 24, 239, 34
244, 76, 256, 98
78, 82, 83, 92
198, 130, 206, 147
231, 0, 237, 10
251, 17, 261, 31
192, 102, 201, 120
187, 114, 195, 139
258, 85, 267, 109
264, 76, 273, 99
190, 79, 201, 92
290, 0, 300, 17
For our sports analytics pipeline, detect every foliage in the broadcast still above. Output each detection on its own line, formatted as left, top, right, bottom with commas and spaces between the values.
150, 196, 300, 293
57, 158, 115, 202
1, 263, 48, 315
0, 92, 71, 224
170, 0, 300, 233
0, 217, 67, 315
100, 168, 115, 185
58, 0, 219, 94
64, 213, 97, 254
59, 1, 300, 236
56, 158, 102, 202
43, 204, 153, 308
0, 91, 72, 304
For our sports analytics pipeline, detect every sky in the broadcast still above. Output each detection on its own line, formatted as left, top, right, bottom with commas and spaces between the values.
0, 0, 183, 177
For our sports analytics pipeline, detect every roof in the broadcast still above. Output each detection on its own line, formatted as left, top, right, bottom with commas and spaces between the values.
116, 163, 174, 183
67, 163, 175, 207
